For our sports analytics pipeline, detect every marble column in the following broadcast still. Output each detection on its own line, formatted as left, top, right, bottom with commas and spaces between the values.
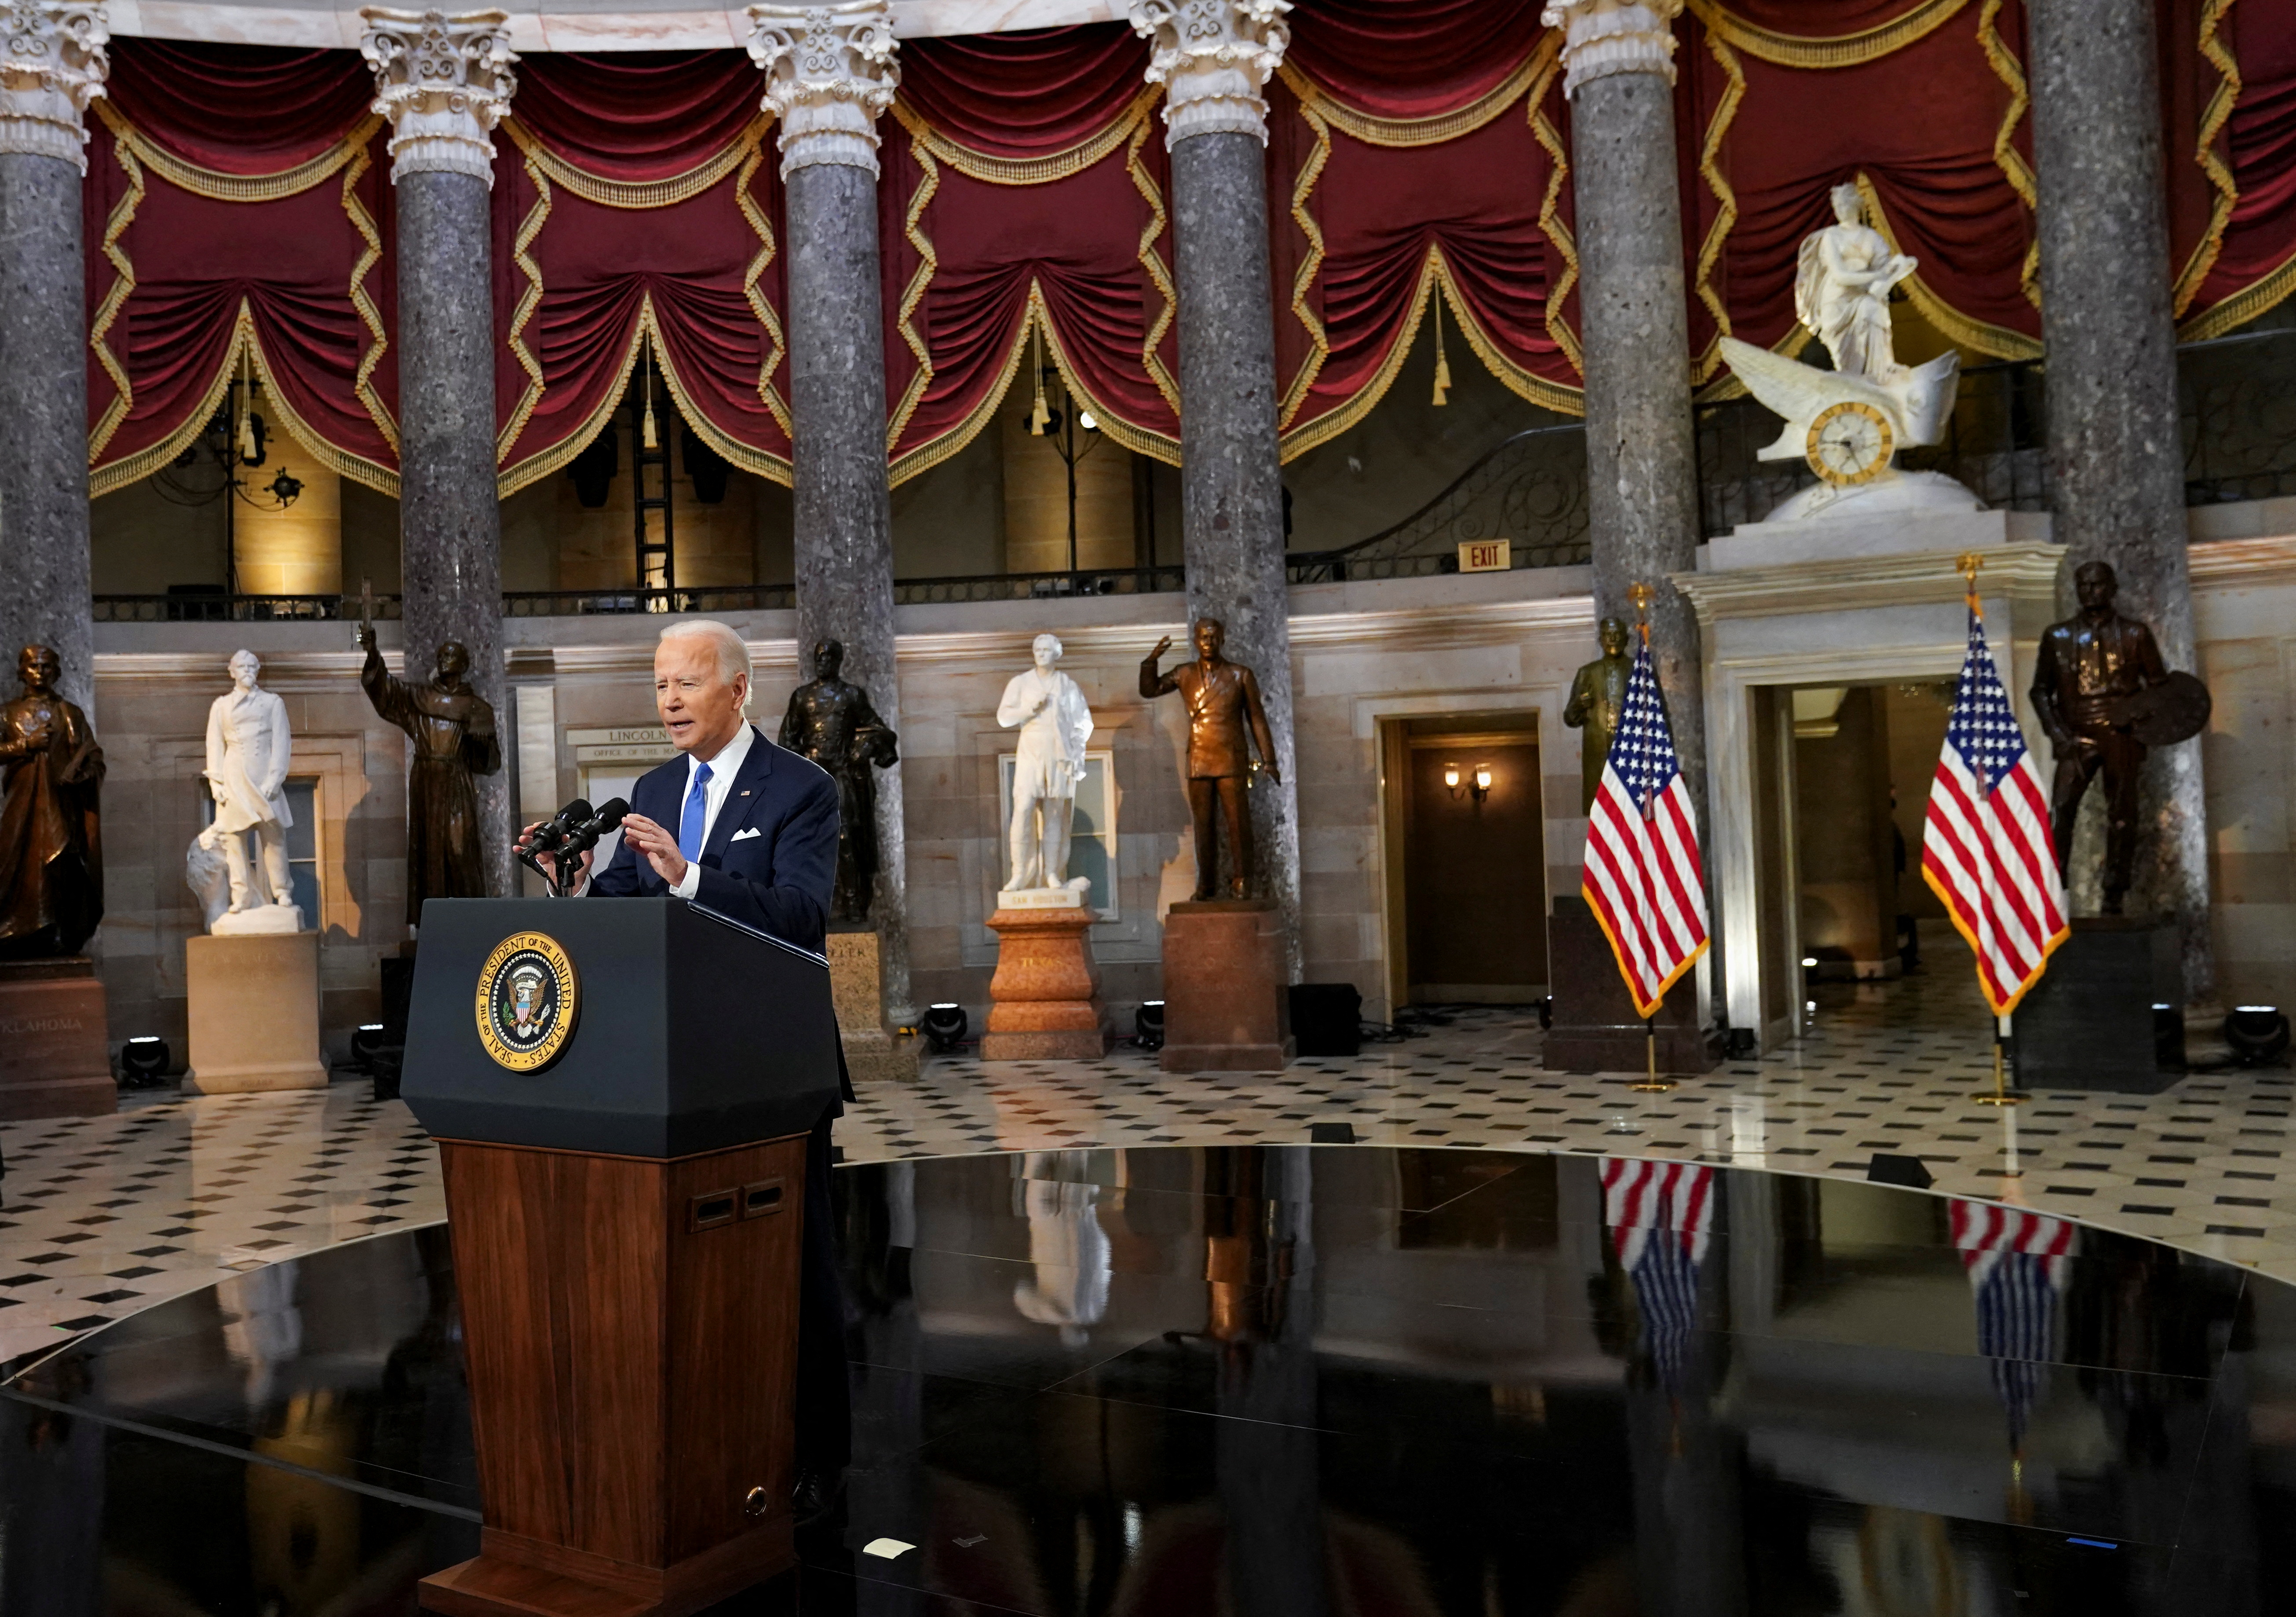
361, 8, 517, 899
0, 5, 107, 713
747, 3, 915, 1022
2027, 0, 2213, 1000
1129, 0, 1303, 974
1543, 1, 1707, 820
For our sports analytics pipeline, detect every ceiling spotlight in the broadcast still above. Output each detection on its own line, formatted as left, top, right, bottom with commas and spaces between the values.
1077, 409, 1099, 432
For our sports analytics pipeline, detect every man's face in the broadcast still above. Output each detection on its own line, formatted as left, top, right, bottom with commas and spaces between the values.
1192, 620, 1223, 661
1598, 617, 1628, 657
1032, 636, 1059, 673
435, 642, 471, 683
230, 653, 259, 691
813, 639, 843, 680
656, 636, 748, 758
19, 649, 55, 694
2075, 566, 2116, 614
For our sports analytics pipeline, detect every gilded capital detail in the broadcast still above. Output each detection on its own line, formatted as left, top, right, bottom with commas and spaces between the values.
360, 7, 517, 186
1128, 0, 1290, 148
1540, 0, 1682, 97
746, 2, 899, 179
0, 2, 109, 172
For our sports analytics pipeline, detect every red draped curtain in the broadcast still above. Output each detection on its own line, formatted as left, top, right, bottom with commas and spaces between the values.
79, 9, 2296, 501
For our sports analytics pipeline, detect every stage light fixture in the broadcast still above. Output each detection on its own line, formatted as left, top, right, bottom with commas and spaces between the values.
1135, 1000, 1166, 1052
350, 1022, 391, 1071
1077, 409, 1099, 432
2226, 1006, 2291, 1067
921, 1003, 969, 1055
119, 1037, 169, 1087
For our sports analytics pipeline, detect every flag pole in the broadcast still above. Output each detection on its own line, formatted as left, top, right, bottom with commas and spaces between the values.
1624, 583, 1676, 1095
1952, 553, 2032, 1109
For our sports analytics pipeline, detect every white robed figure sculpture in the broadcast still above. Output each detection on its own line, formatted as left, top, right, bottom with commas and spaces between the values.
998, 634, 1095, 902
1721, 181, 1978, 521
186, 650, 304, 933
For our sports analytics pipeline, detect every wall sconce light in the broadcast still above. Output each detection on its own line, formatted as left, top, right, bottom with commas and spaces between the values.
1445, 763, 1493, 803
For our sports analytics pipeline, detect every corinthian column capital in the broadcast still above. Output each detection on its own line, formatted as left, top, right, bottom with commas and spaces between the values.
0, 2, 109, 172
359, 7, 517, 186
746, 2, 898, 179
1540, 0, 1682, 96
1128, 0, 1290, 147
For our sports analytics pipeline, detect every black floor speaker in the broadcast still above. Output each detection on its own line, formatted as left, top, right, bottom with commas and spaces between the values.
1289, 983, 1363, 1058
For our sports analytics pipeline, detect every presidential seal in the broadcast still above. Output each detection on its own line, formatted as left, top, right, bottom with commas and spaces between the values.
474, 931, 579, 1072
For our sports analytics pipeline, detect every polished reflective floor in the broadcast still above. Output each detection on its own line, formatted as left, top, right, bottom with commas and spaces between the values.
6, 1145, 2295, 1615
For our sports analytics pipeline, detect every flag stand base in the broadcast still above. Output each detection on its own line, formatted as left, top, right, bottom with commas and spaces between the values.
1628, 1020, 1675, 1094
1972, 1032, 2026, 1106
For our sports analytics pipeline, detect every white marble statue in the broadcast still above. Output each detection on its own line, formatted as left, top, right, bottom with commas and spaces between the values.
187, 650, 303, 935
1721, 181, 1976, 522
998, 633, 1094, 902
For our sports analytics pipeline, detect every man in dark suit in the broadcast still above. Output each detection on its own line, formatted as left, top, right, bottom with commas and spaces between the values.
518, 617, 851, 1523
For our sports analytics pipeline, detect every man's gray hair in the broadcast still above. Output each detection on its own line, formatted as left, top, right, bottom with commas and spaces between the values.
659, 619, 753, 709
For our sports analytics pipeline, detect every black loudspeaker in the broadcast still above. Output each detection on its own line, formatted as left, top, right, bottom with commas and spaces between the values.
1289, 983, 1363, 1058
1866, 1153, 1935, 1190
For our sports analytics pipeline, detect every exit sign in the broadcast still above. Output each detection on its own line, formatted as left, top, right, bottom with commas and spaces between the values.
1458, 539, 1511, 573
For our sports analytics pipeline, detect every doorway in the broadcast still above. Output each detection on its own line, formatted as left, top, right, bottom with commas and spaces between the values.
1379, 713, 1546, 1009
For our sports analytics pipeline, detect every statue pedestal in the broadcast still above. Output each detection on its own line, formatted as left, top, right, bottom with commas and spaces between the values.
1542, 898, 1712, 1075
184, 932, 329, 1094
828, 927, 918, 1084
982, 907, 1108, 1061
0, 958, 116, 1119
2011, 918, 2182, 1093
1160, 900, 1292, 1074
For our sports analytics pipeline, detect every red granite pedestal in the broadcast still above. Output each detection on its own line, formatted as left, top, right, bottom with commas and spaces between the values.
1542, 897, 1712, 1075
982, 907, 1110, 1061
0, 958, 117, 1120
1160, 900, 1292, 1074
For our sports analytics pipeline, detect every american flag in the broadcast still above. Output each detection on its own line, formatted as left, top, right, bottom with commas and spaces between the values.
1582, 639, 1709, 1017
1950, 1200, 2076, 1447
1920, 602, 2069, 1014
1601, 1159, 1715, 1393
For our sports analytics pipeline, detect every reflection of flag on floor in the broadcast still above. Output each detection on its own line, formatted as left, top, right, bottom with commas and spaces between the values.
1602, 1159, 1715, 1391
1582, 639, 1709, 1017
1951, 1200, 2075, 1446
1921, 600, 2068, 1014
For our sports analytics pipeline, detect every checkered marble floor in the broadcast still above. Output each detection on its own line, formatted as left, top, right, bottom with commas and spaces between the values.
2, 955, 2289, 1368
0, 1085, 440, 1370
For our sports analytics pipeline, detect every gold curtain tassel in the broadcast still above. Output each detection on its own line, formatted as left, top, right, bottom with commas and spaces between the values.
1028, 320, 1051, 435
1430, 295, 1452, 407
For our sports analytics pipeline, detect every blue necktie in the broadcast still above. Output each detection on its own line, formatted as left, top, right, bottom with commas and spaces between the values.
678, 761, 714, 863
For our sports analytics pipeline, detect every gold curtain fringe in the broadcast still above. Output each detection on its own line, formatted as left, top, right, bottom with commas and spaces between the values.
1277, 40, 1548, 149
891, 88, 1158, 187
87, 133, 143, 465
495, 152, 552, 467
1854, 173, 2041, 359
1431, 255, 1585, 419
1277, 100, 1332, 431
501, 117, 770, 210
96, 101, 381, 202
1527, 44, 1583, 378
496, 312, 646, 500
734, 141, 792, 437
1686, 0, 1967, 68
1124, 118, 1183, 421
2179, 249, 2296, 341
887, 292, 1037, 488
886, 141, 940, 455
342, 142, 398, 455
1036, 293, 1180, 465
2174, 0, 2242, 318
245, 312, 402, 496
1691, 30, 1747, 383
1975, 0, 2041, 311
640, 297, 794, 488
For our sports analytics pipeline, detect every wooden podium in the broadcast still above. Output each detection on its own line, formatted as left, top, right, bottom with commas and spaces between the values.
400, 898, 842, 1617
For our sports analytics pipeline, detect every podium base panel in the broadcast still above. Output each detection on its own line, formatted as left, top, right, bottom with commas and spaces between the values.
421, 1519, 794, 1617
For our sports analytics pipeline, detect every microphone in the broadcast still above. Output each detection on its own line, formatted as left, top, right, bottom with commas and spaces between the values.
526, 798, 594, 853
558, 798, 629, 861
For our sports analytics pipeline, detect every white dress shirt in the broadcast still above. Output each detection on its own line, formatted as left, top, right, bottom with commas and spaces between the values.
567, 722, 756, 898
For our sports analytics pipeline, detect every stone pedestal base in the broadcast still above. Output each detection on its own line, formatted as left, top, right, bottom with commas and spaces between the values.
982, 907, 1108, 1061
829, 928, 918, 1083
184, 932, 329, 1094
0, 958, 117, 1119
1543, 897, 1713, 1075
2013, 917, 2180, 1093
1161, 900, 1292, 1073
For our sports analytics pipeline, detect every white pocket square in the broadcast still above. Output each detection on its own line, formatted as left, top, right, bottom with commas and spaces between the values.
729, 826, 762, 841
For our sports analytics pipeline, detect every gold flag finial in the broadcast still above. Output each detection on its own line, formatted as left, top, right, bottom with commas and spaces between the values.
1626, 582, 1654, 643
1956, 551, 1983, 610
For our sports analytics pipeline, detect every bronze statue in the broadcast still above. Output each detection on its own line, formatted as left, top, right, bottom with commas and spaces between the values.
1140, 618, 1280, 901
1563, 616, 1633, 812
2030, 560, 2206, 914
358, 626, 502, 929
0, 646, 105, 958
779, 637, 899, 922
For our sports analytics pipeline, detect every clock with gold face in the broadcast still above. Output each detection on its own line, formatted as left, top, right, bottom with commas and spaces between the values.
1804, 400, 1894, 486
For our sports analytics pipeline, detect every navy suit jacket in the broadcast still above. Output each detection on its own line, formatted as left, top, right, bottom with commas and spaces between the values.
588, 724, 839, 956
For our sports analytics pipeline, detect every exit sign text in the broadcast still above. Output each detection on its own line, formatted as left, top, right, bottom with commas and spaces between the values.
1457, 539, 1511, 573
